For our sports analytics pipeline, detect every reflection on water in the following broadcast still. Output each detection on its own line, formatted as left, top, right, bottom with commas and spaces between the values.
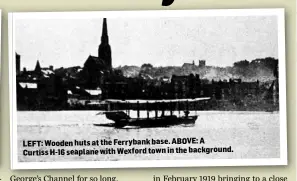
17, 111, 280, 162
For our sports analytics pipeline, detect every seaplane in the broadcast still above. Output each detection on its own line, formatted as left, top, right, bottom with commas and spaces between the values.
96, 97, 211, 128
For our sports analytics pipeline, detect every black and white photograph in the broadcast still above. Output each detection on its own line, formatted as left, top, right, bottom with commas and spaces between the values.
9, 9, 287, 169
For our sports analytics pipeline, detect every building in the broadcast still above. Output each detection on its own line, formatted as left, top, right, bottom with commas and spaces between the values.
83, 55, 107, 88
199, 60, 206, 67
182, 60, 196, 69
16, 53, 21, 75
16, 59, 67, 110
171, 74, 201, 99
273, 62, 279, 105
99, 18, 112, 69
82, 18, 112, 89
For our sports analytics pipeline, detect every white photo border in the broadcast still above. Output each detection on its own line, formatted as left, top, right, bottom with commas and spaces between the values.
9, 8, 287, 170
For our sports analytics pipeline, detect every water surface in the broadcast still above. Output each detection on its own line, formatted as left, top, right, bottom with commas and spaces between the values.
17, 111, 280, 162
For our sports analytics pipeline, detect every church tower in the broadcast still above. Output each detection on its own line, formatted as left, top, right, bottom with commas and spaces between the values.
98, 18, 112, 69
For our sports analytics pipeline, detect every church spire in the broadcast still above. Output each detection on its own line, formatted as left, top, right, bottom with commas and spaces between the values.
35, 60, 41, 72
101, 18, 109, 44
98, 18, 112, 69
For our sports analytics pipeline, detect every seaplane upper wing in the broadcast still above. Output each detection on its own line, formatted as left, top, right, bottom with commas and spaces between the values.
104, 97, 211, 104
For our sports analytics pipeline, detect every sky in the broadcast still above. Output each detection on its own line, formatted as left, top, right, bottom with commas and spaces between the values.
15, 15, 278, 70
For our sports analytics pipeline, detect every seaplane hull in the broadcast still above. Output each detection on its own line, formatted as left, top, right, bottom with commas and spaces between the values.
105, 111, 197, 128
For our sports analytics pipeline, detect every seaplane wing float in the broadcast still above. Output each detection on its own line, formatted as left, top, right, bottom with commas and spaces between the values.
97, 97, 211, 128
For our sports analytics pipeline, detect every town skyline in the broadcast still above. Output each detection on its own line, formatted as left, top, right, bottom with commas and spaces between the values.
15, 16, 278, 70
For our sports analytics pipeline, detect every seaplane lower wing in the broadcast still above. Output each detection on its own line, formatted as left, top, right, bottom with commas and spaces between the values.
104, 97, 211, 104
